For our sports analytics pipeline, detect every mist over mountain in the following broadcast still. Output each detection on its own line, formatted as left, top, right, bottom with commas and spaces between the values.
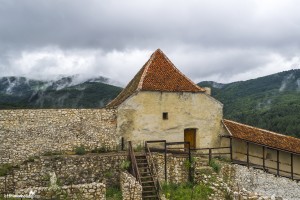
0, 75, 122, 109
1, 69, 300, 138
199, 69, 300, 138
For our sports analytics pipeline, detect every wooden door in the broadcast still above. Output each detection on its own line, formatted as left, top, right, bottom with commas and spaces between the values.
184, 129, 196, 149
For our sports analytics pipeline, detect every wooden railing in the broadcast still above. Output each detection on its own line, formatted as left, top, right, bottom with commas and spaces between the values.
144, 139, 300, 182
128, 141, 141, 184
232, 151, 300, 181
145, 141, 162, 198
145, 140, 194, 182
191, 147, 231, 163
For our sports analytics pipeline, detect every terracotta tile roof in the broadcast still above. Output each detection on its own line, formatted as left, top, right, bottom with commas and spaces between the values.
106, 49, 205, 108
223, 119, 300, 154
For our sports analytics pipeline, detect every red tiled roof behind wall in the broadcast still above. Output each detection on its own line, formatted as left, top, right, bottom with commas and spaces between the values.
106, 49, 205, 108
223, 119, 300, 154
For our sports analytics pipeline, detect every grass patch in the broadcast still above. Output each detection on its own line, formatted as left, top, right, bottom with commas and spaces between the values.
162, 182, 213, 200
120, 160, 130, 171
106, 186, 122, 200
0, 196, 19, 200
91, 146, 110, 153
0, 164, 14, 176
22, 155, 39, 164
209, 159, 221, 173
74, 145, 86, 155
42, 151, 62, 156
134, 144, 143, 152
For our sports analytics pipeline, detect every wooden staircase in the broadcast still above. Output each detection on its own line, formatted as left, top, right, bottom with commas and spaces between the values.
136, 155, 160, 200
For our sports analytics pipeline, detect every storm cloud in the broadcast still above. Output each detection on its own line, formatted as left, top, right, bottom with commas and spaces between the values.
0, 0, 300, 84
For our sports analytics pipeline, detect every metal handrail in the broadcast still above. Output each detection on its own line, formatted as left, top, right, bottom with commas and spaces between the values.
128, 141, 141, 184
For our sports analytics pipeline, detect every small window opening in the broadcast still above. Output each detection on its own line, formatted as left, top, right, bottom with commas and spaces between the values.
162, 112, 168, 120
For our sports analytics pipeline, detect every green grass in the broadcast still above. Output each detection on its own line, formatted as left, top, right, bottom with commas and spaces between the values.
0, 196, 19, 200
162, 182, 213, 200
0, 163, 14, 176
74, 145, 86, 155
209, 159, 221, 173
106, 186, 122, 200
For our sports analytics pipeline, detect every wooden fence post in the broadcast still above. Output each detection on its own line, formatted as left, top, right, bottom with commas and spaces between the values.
164, 141, 167, 182
246, 142, 249, 168
262, 146, 265, 170
291, 153, 294, 180
209, 148, 212, 164
230, 138, 233, 162
277, 150, 280, 176
188, 142, 192, 182
121, 137, 124, 151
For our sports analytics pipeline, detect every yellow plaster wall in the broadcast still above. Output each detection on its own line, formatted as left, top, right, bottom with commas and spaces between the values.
117, 91, 223, 148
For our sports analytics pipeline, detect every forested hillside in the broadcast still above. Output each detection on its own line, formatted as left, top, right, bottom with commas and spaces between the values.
0, 76, 122, 109
199, 69, 300, 138
1, 69, 300, 138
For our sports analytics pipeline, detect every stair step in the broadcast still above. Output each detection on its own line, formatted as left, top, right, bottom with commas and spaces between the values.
138, 166, 150, 169
140, 171, 151, 174
140, 176, 153, 178
137, 163, 148, 165
143, 195, 159, 198
143, 188, 156, 192
142, 185, 156, 188
141, 180, 154, 184
143, 190, 156, 193
134, 154, 159, 199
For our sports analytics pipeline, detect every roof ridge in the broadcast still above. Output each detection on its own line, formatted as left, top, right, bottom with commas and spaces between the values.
222, 119, 233, 136
223, 119, 300, 140
137, 50, 156, 90
157, 49, 205, 92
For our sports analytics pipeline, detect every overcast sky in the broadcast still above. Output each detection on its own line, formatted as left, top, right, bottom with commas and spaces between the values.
0, 0, 300, 85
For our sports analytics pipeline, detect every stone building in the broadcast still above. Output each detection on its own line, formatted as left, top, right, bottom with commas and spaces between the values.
106, 49, 223, 148
106, 48, 300, 180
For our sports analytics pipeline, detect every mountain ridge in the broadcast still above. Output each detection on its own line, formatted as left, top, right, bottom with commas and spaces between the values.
1, 69, 300, 138
0, 75, 122, 109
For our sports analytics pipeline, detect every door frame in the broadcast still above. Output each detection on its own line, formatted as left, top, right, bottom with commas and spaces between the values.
184, 128, 197, 149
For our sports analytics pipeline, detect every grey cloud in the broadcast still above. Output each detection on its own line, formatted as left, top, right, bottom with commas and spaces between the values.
0, 0, 300, 83
1, 0, 300, 51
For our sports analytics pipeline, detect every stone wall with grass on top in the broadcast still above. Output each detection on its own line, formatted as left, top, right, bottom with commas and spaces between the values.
0, 109, 118, 164
0, 152, 127, 194
15, 182, 106, 200
120, 171, 142, 200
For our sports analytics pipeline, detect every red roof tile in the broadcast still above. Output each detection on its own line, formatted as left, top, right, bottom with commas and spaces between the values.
223, 119, 300, 154
107, 49, 205, 108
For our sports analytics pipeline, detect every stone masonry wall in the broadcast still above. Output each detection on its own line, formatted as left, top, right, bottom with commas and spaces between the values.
152, 153, 189, 184
0, 152, 127, 194
0, 109, 118, 164
233, 164, 300, 199
120, 172, 142, 200
15, 182, 106, 200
